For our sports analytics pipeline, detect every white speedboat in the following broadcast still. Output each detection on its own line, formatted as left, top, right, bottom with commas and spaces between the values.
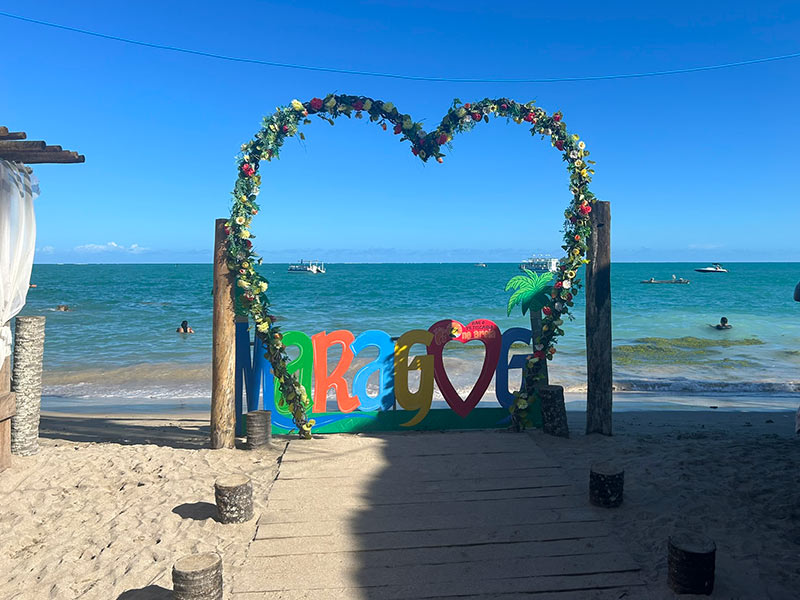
519, 255, 559, 273
694, 263, 727, 273
288, 260, 326, 274
474, 263, 487, 268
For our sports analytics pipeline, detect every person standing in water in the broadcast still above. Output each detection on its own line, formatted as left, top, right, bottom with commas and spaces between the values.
713, 317, 731, 330
176, 320, 194, 334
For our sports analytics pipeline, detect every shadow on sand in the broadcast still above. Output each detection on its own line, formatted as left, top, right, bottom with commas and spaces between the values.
39, 414, 210, 449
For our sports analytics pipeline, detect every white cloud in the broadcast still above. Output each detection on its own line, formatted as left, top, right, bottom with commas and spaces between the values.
74, 241, 148, 254
37, 245, 55, 254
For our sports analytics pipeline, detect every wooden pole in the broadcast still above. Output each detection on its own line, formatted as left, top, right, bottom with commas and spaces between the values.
585, 201, 613, 435
0, 334, 13, 471
211, 219, 236, 449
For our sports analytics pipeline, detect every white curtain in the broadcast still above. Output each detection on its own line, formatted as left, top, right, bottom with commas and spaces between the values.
0, 159, 39, 364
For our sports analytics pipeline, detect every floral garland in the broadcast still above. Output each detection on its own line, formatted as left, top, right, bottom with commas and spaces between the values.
227, 94, 597, 438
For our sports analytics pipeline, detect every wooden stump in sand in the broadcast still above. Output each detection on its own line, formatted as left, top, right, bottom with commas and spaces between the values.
10, 315, 45, 456
172, 552, 223, 600
668, 532, 716, 595
589, 461, 624, 507
245, 409, 271, 449
215, 474, 253, 524
539, 385, 569, 438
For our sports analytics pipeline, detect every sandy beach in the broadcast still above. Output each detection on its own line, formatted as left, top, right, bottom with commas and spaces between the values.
0, 409, 798, 599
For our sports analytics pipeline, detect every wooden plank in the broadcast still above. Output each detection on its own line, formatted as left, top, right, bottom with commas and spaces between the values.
0, 392, 16, 422
233, 569, 644, 598
0, 132, 27, 141
0, 150, 85, 164
0, 353, 11, 471
255, 507, 603, 539
585, 200, 612, 435
271, 472, 572, 497
236, 551, 639, 592
267, 486, 584, 511
211, 218, 236, 448
0, 140, 45, 151
250, 535, 621, 565
251, 520, 612, 555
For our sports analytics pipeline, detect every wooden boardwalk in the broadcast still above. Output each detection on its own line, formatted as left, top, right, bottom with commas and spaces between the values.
232, 431, 647, 599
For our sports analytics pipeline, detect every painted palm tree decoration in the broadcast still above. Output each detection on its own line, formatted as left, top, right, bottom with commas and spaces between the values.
504, 268, 554, 431
505, 269, 553, 317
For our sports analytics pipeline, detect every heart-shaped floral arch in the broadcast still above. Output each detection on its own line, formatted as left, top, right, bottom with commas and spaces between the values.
226, 94, 598, 438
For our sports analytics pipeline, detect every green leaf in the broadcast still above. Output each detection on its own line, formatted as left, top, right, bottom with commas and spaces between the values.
505, 274, 533, 292
506, 288, 527, 316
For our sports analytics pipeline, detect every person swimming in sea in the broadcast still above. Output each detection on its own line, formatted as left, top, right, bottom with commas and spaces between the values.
176, 320, 194, 334
711, 317, 731, 330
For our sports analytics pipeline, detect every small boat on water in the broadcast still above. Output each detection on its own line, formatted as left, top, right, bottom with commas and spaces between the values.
288, 260, 326, 274
519, 255, 559, 273
474, 263, 487, 268
695, 263, 727, 273
641, 276, 690, 284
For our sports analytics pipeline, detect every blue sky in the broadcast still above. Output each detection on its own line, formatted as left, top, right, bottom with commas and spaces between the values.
1, 1, 798, 263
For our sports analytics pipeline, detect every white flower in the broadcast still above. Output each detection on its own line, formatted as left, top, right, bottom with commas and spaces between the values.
535, 344, 544, 351
562, 280, 572, 289
578, 141, 586, 150
570, 150, 578, 159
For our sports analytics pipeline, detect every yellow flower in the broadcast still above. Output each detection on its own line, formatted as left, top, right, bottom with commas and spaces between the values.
578, 141, 586, 150
239, 195, 247, 202
239, 228, 250, 238
456, 107, 466, 117
567, 270, 576, 278
363, 99, 372, 111
269, 124, 278, 133
243, 155, 249, 161
516, 399, 529, 410
235, 216, 246, 225
259, 281, 268, 292
574, 160, 583, 168
257, 321, 270, 333
572, 134, 580, 141
237, 279, 249, 289
382, 102, 395, 112
290, 99, 304, 111
402, 118, 413, 130
581, 169, 589, 178
325, 97, 336, 109
242, 261, 250, 268
308, 419, 316, 427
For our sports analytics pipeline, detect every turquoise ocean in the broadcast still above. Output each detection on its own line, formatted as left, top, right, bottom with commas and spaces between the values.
19, 263, 800, 413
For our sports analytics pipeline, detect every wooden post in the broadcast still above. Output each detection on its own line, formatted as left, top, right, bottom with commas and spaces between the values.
585, 201, 613, 435
539, 385, 569, 438
11, 316, 45, 456
589, 461, 624, 507
211, 219, 236, 449
668, 532, 716, 595
214, 474, 254, 523
0, 331, 14, 471
172, 552, 223, 599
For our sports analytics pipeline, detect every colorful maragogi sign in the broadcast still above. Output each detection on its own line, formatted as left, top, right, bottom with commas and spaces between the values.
234, 319, 540, 433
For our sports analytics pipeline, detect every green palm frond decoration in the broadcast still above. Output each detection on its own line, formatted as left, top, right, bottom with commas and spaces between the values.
505, 269, 554, 316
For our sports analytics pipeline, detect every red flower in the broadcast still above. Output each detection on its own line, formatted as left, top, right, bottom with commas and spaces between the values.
542, 306, 552, 316
245, 240, 252, 248
472, 113, 482, 122
352, 100, 364, 111
393, 123, 403, 134
381, 122, 387, 131
437, 157, 443, 163
309, 97, 323, 111
282, 125, 289, 134
241, 164, 255, 177
437, 133, 448, 145
566, 293, 573, 301
224, 227, 231, 235
252, 210, 258, 215
579, 204, 592, 215
464, 103, 471, 109
534, 350, 546, 359
500, 103, 508, 110
554, 281, 563, 289
555, 140, 564, 151
523, 113, 534, 122
553, 113, 562, 122
574, 234, 581, 241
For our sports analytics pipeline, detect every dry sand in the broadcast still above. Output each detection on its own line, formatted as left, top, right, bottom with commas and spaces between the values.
534, 410, 800, 599
0, 413, 282, 599
1, 409, 798, 599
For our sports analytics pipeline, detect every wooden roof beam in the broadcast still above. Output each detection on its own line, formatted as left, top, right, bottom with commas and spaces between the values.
0, 140, 46, 151
0, 150, 85, 164
0, 130, 27, 141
